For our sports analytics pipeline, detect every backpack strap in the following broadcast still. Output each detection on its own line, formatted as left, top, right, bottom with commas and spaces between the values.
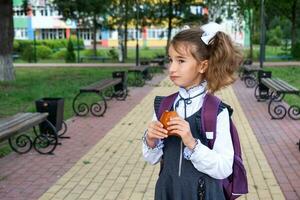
154, 92, 179, 120
201, 93, 221, 149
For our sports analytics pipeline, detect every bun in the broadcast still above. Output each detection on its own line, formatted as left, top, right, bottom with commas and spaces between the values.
159, 111, 179, 136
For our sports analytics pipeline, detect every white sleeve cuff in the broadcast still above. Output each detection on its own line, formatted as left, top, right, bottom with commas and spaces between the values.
142, 130, 164, 165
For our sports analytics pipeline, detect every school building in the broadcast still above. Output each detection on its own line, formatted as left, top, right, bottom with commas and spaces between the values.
13, 0, 246, 48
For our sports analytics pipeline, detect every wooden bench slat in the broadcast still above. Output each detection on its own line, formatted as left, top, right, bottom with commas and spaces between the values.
0, 113, 32, 130
0, 113, 43, 132
0, 112, 49, 142
0, 113, 48, 132
244, 65, 262, 72
275, 78, 299, 92
262, 78, 299, 93
80, 78, 121, 92
262, 78, 285, 92
128, 66, 149, 72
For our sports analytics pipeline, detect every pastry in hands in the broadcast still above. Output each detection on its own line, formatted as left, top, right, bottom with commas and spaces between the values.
159, 110, 179, 136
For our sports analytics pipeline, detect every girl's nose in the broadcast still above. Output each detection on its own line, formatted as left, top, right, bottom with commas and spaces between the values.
168, 62, 177, 73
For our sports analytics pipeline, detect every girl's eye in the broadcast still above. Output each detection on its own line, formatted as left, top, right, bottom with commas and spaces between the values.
168, 58, 173, 63
178, 59, 185, 64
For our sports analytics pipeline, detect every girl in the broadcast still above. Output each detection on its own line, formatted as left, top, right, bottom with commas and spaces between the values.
142, 22, 243, 200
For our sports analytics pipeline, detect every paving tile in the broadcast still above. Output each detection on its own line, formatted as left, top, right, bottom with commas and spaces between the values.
1, 72, 292, 200
233, 79, 300, 200
36, 78, 285, 200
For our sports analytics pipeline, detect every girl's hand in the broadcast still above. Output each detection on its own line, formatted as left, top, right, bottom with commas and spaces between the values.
167, 117, 196, 149
146, 121, 168, 148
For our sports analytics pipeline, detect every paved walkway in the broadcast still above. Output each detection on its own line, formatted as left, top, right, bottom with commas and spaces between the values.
36, 78, 285, 200
1, 73, 299, 200
0, 74, 165, 200
233, 80, 300, 199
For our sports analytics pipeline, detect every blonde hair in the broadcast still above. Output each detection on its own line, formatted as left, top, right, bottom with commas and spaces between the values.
170, 28, 243, 93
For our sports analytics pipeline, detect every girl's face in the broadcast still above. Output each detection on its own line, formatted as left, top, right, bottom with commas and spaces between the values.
168, 44, 207, 90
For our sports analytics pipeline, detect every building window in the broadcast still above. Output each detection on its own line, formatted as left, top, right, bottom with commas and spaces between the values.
15, 28, 28, 39
14, 6, 26, 16
40, 29, 66, 40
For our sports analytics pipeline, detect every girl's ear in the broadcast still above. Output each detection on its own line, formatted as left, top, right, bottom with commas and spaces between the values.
198, 60, 208, 74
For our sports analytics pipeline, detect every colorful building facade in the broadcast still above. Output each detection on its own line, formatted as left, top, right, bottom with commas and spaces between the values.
13, 0, 244, 48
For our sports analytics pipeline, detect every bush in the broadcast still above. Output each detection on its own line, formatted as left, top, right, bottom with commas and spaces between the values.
267, 36, 281, 46
252, 32, 260, 45
21, 45, 35, 62
52, 49, 67, 60
108, 48, 118, 60
267, 26, 283, 46
15, 38, 84, 54
83, 49, 101, 56
13, 40, 20, 51
16, 40, 32, 53
291, 41, 300, 60
36, 46, 53, 59
65, 39, 76, 63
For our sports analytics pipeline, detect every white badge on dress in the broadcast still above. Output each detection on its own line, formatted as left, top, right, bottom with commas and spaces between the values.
206, 131, 214, 139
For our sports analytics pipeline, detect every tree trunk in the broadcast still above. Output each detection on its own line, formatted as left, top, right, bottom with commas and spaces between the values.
166, 0, 173, 55
249, 9, 253, 59
92, 14, 97, 56
124, 0, 128, 60
290, 0, 297, 48
0, 0, 15, 81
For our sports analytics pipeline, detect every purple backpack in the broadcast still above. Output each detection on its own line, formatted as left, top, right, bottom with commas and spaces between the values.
154, 92, 248, 200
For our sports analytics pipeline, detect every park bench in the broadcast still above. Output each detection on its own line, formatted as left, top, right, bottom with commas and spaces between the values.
80, 55, 108, 63
0, 112, 58, 155
266, 55, 293, 61
240, 65, 262, 88
150, 56, 166, 67
72, 71, 128, 117
128, 65, 152, 87
12, 53, 20, 61
239, 59, 261, 88
254, 71, 300, 120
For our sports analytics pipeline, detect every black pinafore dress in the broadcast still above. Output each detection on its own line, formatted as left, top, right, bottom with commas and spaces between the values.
154, 107, 226, 200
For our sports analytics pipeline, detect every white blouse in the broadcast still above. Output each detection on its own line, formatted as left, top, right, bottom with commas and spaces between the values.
142, 82, 234, 179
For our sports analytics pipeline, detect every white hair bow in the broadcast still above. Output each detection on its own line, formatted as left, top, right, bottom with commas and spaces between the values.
181, 25, 190, 31
200, 22, 223, 45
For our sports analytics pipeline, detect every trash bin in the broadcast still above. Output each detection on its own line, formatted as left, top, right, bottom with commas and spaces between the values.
113, 71, 127, 92
35, 97, 64, 133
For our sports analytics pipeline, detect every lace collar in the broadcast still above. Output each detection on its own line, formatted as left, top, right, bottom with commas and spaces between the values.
178, 81, 207, 99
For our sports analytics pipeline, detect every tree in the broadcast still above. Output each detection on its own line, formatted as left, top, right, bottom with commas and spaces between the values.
235, 0, 260, 59
0, 0, 15, 81
145, 0, 206, 54
102, 0, 136, 62
265, 0, 300, 48
65, 38, 76, 62
53, 0, 109, 56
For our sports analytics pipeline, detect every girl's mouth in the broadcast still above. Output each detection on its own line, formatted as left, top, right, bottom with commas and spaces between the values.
170, 76, 179, 80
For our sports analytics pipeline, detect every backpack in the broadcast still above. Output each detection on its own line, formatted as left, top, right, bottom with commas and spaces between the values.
154, 92, 248, 200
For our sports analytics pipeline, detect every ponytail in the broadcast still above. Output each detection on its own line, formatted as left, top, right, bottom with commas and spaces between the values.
205, 32, 243, 93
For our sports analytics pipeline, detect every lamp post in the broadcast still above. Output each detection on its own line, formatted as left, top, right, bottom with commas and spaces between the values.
33, 29, 37, 63
135, 0, 140, 66
259, 0, 265, 68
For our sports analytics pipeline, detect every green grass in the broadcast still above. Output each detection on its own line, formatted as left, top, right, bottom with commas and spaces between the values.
0, 66, 163, 157
0, 67, 128, 119
243, 45, 292, 61
264, 66, 300, 106
0, 66, 164, 119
